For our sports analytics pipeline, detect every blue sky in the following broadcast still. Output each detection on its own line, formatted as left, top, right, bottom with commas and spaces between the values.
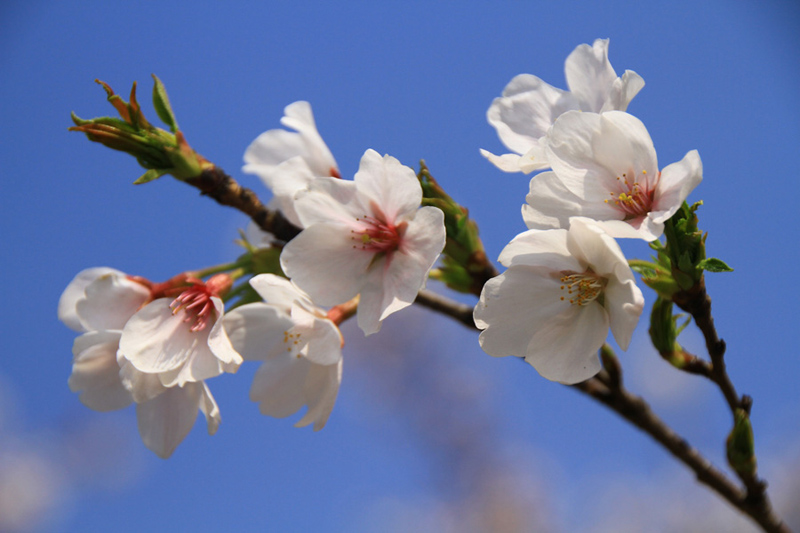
1, 1, 799, 531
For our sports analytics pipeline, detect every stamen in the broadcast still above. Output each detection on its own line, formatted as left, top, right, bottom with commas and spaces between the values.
350, 214, 402, 254
170, 284, 215, 332
558, 271, 606, 306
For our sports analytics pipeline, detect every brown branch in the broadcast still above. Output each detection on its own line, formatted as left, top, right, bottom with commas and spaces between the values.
414, 289, 477, 329
185, 166, 301, 242
673, 278, 742, 414
573, 375, 790, 533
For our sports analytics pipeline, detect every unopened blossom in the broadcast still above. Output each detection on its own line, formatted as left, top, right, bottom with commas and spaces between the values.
59, 269, 225, 458
243, 101, 339, 226
280, 149, 446, 335
224, 274, 343, 430
118, 274, 242, 389
481, 39, 644, 174
474, 217, 644, 385
523, 111, 702, 241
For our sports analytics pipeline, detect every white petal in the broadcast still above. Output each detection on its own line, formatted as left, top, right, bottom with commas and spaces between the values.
258, 156, 317, 227
523, 171, 619, 231
76, 273, 150, 331
546, 111, 657, 201
117, 356, 167, 403
280, 101, 338, 177
293, 177, 359, 228
244, 220, 274, 249
69, 330, 133, 411
518, 143, 551, 173
566, 218, 631, 281
206, 298, 243, 372
652, 150, 703, 223
250, 352, 309, 418
291, 305, 342, 365
595, 218, 663, 241
488, 74, 579, 154
119, 299, 226, 386
565, 39, 617, 112
474, 267, 572, 358
136, 383, 204, 459
523, 301, 608, 384
223, 303, 295, 362
479, 149, 525, 173
602, 70, 645, 112
356, 206, 445, 335
295, 359, 342, 431
604, 278, 645, 351
58, 267, 125, 332
248, 274, 311, 312
243, 128, 308, 177
497, 228, 581, 271
281, 223, 373, 307
353, 150, 422, 224
198, 383, 221, 436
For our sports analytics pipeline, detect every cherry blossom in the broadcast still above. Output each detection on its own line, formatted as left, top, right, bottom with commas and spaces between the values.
523, 111, 702, 241
481, 38, 644, 174
59, 269, 235, 458
280, 149, 446, 335
118, 275, 242, 388
243, 101, 339, 227
224, 274, 343, 430
474, 218, 644, 385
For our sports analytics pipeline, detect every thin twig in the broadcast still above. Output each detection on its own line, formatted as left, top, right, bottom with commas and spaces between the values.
414, 290, 477, 329
185, 166, 301, 242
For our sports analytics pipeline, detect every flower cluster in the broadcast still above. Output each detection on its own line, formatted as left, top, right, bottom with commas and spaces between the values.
475, 39, 702, 383
62, 38, 702, 455
62, 98, 446, 456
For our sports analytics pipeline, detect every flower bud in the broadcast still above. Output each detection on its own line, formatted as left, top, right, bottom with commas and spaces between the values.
70, 76, 211, 184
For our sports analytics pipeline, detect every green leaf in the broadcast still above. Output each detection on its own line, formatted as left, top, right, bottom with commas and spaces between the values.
697, 257, 733, 273
151, 74, 178, 132
133, 168, 170, 184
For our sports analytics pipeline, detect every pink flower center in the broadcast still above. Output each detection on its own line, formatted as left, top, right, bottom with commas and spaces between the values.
350, 215, 404, 254
170, 282, 215, 332
604, 169, 658, 220
558, 270, 606, 306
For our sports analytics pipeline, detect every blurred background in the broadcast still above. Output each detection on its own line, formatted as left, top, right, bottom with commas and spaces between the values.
1, 1, 799, 531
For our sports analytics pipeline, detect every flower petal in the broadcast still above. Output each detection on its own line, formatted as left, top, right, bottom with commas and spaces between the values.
291, 304, 342, 365
279, 101, 337, 177
250, 352, 310, 418
565, 218, 632, 282
223, 303, 295, 362
58, 267, 125, 332
652, 150, 703, 224
198, 382, 221, 436
281, 223, 373, 307
488, 74, 579, 154
604, 278, 644, 351
69, 330, 133, 411
523, 171, 619, 231
497, 228, 581, 271
293, 177, 359, 228
136, 383, 204, 459
565, 39, 617, 112
475, 266, 572, 358
353, 150, 422, 224
248, 274, 310, 312
76, 273, 150, 331
295, 359, 342, 431
479, 149, 524, 173
523, 301, 608, 384
602, 70, 645, 112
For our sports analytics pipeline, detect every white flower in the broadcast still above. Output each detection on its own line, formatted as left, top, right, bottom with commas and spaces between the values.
118, 277, 242, 389
243, 101, 339, 227
224, 274, 343, 430
280, 149, 446, 335
59, 269, 231, 458
481, 39, 644, 174
523, 111, 703, 241
474, 217, 644, 385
